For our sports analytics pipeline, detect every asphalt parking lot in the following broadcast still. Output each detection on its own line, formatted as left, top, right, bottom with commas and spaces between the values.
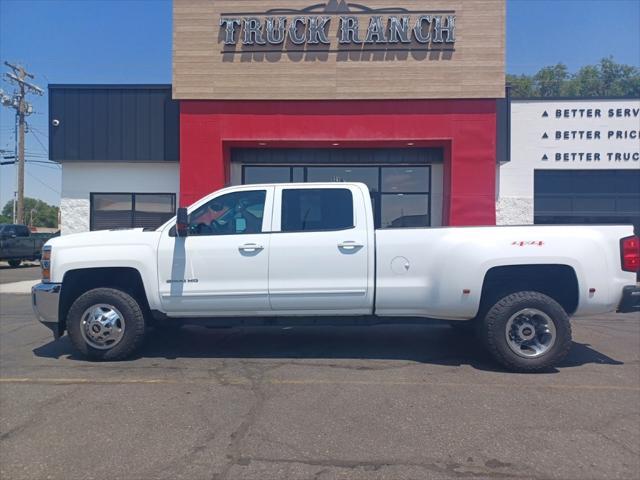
0, 290, 639, 480
0, 261, 40, 284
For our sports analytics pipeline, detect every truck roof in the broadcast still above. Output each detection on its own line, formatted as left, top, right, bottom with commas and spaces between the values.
232, 182, 369, 189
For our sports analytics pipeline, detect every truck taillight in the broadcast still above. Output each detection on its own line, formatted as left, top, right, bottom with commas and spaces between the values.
621, 235, 640, 273
41, 246, 51, 282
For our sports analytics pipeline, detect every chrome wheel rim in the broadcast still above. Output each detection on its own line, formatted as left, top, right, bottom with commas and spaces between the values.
80, 304, 125, 350
505, 308, 556, 359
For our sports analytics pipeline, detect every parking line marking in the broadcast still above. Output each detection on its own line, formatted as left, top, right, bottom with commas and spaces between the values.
270, 379, 640, 391
0, 377, 182, 385
1, 377, 639, 391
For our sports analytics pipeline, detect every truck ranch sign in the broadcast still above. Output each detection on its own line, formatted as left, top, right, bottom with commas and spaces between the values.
173, 0, 505, 100
219, 13, 456, 49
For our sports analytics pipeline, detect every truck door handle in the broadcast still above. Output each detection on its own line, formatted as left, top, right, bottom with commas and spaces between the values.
239, 243, 264, 252
338, 241, 363, 250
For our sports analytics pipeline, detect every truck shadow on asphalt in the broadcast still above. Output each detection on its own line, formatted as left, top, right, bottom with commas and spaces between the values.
33, 324, 623, 373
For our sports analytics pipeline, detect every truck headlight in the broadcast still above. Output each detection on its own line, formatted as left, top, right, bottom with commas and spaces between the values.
41, 245, 52, 282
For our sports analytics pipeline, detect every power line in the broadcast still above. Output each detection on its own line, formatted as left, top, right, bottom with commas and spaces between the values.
26, 170, 60, 195
29, 126, 48, 136
2, 154, 52, 160
2, 151, 54, 158
26, 164, 61, 171
1, 159, 60, 167
28, 128, 49, 155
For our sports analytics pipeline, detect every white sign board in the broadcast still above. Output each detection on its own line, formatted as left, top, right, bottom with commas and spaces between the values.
512, 99, 639, 169
498, 98, 640, 225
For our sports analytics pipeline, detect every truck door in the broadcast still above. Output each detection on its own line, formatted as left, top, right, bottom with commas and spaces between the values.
268, 185, 373, 314
2, 225, 18, 258
157, 187, 274, 315
15, 225, 32, 258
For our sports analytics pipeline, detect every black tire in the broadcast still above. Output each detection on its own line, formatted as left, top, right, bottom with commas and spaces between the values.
480, 291, 572, 373
8, 259, 21, 268
67, 288, 146, 361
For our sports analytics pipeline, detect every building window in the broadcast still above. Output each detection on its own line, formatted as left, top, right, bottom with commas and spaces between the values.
306, 167, 379, 192
243, 165, 431, 229
281, 188, 354, 232
90, 193, 176, 231
243, 166, 291, 184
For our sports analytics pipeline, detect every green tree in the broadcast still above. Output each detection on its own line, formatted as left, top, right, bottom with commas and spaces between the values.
533, 63, 569, 97
598, 57, 640, 96
565, 65, 601, 96
506, 74, 535, 97
1, 198, 59, 227
509, 58, 640, 98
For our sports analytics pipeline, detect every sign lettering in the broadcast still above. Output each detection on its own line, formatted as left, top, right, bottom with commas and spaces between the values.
536, 102, 640, 165
219, 6, 456, 51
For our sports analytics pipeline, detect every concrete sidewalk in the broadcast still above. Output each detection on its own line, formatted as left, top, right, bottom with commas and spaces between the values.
0, 280, 39, 294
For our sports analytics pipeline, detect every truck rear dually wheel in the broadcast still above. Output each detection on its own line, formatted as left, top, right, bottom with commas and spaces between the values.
67, 288, 146, 361
8, 259, 21, 268
481, 291, 572, 373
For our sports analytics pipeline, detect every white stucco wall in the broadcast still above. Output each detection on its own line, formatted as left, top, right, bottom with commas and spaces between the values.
498, 98, 640, 225
61, 162, 180, 235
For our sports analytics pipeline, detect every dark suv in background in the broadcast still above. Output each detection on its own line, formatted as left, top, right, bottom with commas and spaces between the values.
0, 224, 55, 268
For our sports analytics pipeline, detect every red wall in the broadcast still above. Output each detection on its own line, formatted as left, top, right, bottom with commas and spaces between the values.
180, 100, 497, 226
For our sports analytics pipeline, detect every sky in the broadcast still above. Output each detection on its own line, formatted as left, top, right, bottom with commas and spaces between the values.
0, 0, 639, 209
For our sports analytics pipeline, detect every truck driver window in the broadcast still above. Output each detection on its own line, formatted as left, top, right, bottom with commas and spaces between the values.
281, 188, 353, 232
188, 190, 266, 236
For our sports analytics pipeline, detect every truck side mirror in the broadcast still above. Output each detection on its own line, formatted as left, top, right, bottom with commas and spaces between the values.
176, 207, 189, 237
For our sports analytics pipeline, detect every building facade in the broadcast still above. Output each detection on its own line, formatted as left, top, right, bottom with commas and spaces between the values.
50, 1, 638, 235
498, 98, 640, 227
174, 0, 506, 228
49, 85, 180, 235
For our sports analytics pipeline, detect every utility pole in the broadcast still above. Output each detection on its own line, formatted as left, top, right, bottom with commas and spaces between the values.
1, 62, 43, 225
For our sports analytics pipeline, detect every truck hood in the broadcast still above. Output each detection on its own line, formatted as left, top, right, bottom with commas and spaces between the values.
45, 228, 162, 249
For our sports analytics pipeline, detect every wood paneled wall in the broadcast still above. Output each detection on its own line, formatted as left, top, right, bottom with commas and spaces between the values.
174, 0, 505, 100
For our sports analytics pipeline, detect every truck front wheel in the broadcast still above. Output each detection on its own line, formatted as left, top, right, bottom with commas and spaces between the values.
67, 288, 146, 361
8, 259, 21, 268
481, 291, 572, 373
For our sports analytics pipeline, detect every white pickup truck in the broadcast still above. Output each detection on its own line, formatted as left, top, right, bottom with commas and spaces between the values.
33, 183, 639, 372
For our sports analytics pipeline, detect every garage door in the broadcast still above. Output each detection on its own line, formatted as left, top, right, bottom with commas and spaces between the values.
534, 170, 640, 228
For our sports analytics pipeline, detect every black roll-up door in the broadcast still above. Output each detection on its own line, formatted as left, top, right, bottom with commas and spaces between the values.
534, 170, 640, 228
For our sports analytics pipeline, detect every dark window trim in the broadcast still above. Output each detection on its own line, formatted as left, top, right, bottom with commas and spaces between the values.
49, 84, 172, 90
242, 163, 434, 184
90, 192, 176, 231
178, 230, 270, 238
181, 189, 268, 238
510, 95, 640, 101
242, 164, 432, 229
272, 225, 357, 234
170, 230, 273, 238
496, 84, 511, 163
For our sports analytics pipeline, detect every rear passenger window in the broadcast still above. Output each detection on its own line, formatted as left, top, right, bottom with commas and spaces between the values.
281, 189, 353, 232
